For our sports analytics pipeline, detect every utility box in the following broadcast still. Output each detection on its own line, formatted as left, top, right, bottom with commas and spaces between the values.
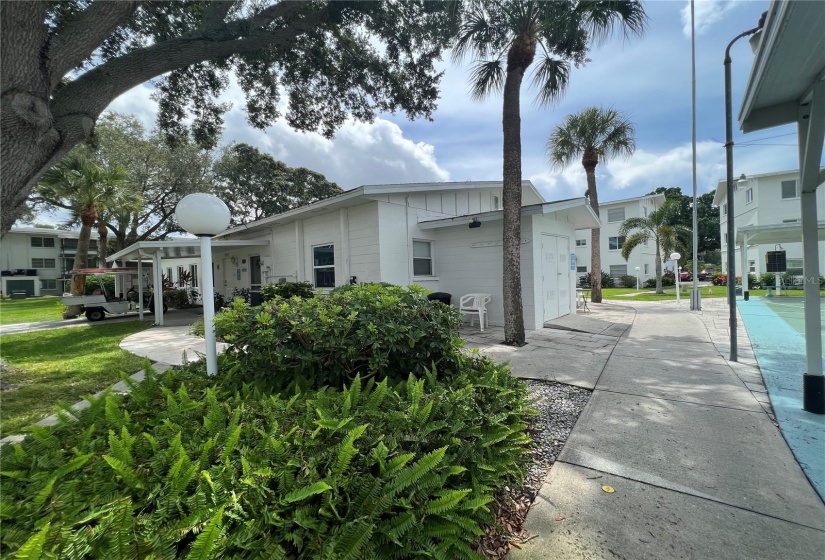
766, 251, 787, 273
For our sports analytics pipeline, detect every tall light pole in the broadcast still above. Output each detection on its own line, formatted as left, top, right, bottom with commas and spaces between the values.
723, 12, 766, 362
635, 265, 640, 290
175, 193, 231, 376
689, 0, 701, 311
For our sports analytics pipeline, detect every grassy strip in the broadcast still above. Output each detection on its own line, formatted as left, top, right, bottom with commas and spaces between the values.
0, 321, 151, 436
601, 286, 824, 301
0, 297, 65, 325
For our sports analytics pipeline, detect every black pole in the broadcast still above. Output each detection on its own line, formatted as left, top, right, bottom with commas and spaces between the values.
723, 18, 765, 362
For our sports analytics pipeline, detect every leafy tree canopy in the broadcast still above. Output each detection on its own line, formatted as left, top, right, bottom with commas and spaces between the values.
646, 187, 720, 255
213, 143, 343, 226
1, 0, 461, 233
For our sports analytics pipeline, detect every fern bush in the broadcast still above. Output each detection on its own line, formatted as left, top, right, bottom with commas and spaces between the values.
1, 357, 535, 559
214, 283, 464, 390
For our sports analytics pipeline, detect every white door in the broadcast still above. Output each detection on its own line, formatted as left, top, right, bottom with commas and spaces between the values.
542, 235, 559, 322
558, 238, 570, 316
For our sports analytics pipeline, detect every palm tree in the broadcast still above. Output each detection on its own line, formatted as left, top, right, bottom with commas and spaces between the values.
37, 155, 138, 317
454, 1, 646, 344
547, 107, 636, 303
618, 201, 688, 294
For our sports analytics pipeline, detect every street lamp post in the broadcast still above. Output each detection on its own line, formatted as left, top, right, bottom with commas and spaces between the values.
671, 252, 681, 302
723, 12, 766, 362
175, 193, 231, 376
635, 266, 640, 290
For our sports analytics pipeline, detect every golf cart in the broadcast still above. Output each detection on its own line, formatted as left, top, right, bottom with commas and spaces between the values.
61, 268, 167, 322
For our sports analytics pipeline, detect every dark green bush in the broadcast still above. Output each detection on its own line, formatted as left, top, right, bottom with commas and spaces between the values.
163, 288, 190, 309
760, 272, 776, 288
215, 283, 463, 390
231, 287, 251, 303
262, 281, 315, 301
661, 275, 675, 287
83, 275, 115, 296
577, 271, 614, 289
618, 274, 637, 289
1, 358, 534, 560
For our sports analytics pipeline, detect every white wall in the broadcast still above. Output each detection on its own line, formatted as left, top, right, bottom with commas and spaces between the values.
529, 214, 577, 329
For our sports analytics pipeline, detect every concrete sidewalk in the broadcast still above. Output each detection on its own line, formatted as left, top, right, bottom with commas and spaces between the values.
502, 301, 825, 560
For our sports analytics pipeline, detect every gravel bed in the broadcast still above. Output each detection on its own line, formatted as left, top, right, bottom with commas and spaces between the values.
478, 379, 591, 559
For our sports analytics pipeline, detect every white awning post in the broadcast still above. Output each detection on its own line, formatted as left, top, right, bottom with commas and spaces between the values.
137, 259, 144, 321
798, 79, 825, 413
740, 233, 749, 298
153, 251, 164, 326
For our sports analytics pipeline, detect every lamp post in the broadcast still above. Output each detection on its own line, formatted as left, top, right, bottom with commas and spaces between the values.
723, 12, 766, 362
635, 266, 640, 290
689, 0, 701, 312
175, 193, 231, 376
671, 252, 681, 302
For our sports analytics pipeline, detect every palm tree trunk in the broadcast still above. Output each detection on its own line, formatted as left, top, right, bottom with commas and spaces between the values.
655, 243, 663, 294
64, 206, 95, 319
584, 160, 602, 303
97, 222, 108, 263
501, 48, 529, 346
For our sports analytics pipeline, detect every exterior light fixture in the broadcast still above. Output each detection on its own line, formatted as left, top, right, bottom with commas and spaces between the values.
175, 193, 231, 376
670, 252, 682, 303
723, 11, 766, 362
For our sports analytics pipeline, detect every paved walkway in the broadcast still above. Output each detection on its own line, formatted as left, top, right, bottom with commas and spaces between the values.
477, 300, 825, 560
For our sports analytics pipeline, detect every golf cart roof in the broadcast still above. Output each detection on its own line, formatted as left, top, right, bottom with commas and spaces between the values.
70, 267, 140, 276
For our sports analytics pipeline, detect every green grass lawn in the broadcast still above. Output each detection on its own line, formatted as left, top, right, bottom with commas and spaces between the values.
0, 296, 65, 325
0, 321, 151, 436
600, 286, 822, 301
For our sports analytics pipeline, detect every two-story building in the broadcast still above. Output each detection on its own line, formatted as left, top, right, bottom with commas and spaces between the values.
573, 193, 665, 285
0, 227, 99, 297
713, 169, 825, 279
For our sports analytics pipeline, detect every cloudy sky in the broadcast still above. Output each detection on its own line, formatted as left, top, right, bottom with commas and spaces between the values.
109, 0, 811, 205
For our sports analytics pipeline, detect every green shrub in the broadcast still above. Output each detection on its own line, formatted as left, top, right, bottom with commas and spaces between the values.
231, 287, 251, 303
214, 283, 463, 390
578, 271, 614, 289
1, 358, 534, 560
618, 274, 637, 289
262, 281, 315, 301
83, 275, 115, 296
760, 272, 776, 287
163, 288, 190, 309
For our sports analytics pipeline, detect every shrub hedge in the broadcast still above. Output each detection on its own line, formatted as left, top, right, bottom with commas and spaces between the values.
262, 281, 315, 301
214, 284, 463, 391
577, 271, 614, 289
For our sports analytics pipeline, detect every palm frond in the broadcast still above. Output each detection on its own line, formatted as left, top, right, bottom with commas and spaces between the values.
617, 217, 648, 237
621, 231, 648, 261
531, 54, 569, 107
546, 119, 581, 169
468, 59, 505, 100
578, 0, 648, 45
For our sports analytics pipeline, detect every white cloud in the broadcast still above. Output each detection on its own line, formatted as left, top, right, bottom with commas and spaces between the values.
681, 0, 740, 37
105, 84, 158, 131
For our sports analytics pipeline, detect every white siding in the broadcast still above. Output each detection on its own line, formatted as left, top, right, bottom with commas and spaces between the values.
348, 202, 381, 283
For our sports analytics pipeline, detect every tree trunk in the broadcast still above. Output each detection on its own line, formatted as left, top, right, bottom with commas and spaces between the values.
501, 38, 535, 346
64, 205, 96, 318
655, 243, 663, 294
584, 157, 602, 303
97, 222, 109, 263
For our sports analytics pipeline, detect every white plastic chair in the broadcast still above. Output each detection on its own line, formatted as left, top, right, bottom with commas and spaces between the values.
459, 293, 492, 331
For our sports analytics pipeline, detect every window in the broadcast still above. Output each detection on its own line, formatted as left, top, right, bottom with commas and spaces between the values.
31, 258, 56, 269
607, 207, 625, 223
31, 237, 55, 248
643, 206, 648, 217
609, 265, 627, 278
177, 266, 185, 285
644, 264, 649, 275
313, 244, 335, 288
40, 279, 57, 290
745, 188, 754, 204
749, 260, 756, 273
413, 240, 434, 276
492, 194, 501, 210
781, 180, 798, 199
783, 219, 800, 224
190, 264, 199, 288
787, 258, 803, 276
608, 236, 625, 251
724, 233, 728, 244
89, 240, 98, 251
576, 266, 588, 273
63, 239, 78, 251
576, 239, 587, 247
722, 203, 727, 215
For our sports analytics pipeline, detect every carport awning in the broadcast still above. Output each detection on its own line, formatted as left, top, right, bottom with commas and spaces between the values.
106, 239, 270, 263
736, 221, 825, 246
416, 198, 600, 230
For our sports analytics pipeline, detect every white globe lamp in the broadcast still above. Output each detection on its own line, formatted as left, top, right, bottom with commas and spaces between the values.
670, 252, 682, 302
175, 193, 231, 375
